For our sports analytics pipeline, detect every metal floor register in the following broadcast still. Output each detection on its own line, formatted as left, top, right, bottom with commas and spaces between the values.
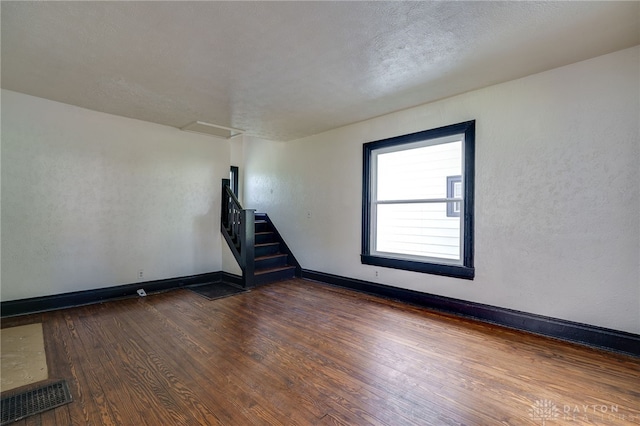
1, 380, 72, 425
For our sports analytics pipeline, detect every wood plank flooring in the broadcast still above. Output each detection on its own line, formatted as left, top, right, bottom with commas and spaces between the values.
2, 278, 639, 425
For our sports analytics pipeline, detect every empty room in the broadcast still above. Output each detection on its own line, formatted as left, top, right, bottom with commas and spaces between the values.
1, 1, 639, 425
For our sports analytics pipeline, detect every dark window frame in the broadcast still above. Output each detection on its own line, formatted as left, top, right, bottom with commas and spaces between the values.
361, 121, 475, 280
230, 166, 239, 197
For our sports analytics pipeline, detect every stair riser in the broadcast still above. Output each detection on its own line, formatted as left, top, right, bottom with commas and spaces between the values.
255, 256, 288, 270
255, 222, 270, 233
255, 244, 280, 257
255, 233, 276, 244
254, 268, 295, 286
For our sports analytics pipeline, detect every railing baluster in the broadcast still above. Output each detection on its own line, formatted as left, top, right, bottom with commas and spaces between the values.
221, 179, 255, 288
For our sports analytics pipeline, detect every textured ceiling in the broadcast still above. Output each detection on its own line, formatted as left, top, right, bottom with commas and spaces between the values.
2, 1, 639, 141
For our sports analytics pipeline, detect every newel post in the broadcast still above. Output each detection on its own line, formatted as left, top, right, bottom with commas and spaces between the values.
241, 209, 255, 288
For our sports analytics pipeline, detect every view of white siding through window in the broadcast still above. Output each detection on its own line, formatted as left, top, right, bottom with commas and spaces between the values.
374, 140, 462, 262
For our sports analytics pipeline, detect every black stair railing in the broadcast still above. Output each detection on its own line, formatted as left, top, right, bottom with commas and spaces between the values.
221, 179, 255, 288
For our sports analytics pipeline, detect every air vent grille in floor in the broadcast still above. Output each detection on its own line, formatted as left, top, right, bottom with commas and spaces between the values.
1, 380, 72, 425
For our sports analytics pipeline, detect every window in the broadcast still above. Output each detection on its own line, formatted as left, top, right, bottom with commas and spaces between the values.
446, 175, 462, 217
361, 121, 475, 279
230, 166, 239, 197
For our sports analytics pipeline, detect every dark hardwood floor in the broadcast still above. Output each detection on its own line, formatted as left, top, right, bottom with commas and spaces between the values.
2, 278, 639, 425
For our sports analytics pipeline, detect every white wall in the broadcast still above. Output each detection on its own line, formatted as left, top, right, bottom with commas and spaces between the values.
1, 90, 231, 301
243, 46, 640, 334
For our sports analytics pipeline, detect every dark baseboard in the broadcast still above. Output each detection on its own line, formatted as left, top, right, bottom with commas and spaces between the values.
1, 271, 228, 318
4, 268, 637, 357
301, 269, 640, 358
220, 271, 244, 288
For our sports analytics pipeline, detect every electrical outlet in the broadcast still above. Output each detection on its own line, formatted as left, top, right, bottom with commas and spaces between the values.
307, 211, 312, 219
375, 270, 379, 278
138, 269, 144, 279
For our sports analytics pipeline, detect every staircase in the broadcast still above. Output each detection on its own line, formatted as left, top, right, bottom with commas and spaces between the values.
221, 179, 300, 288
253, 213, 298, 285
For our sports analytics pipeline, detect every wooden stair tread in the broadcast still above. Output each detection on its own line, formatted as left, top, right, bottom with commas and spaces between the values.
255, 242, 279, 247
255, 266, 296, 275
255, 253, 288, 261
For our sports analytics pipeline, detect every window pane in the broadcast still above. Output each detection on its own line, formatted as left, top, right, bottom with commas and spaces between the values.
376, 203, 461, 261
377, 141, 462, 201
453, 182, 462, 198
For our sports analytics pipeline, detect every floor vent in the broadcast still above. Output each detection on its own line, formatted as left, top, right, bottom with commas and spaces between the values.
188, 282, 248, 300
1, 380, 72, 425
